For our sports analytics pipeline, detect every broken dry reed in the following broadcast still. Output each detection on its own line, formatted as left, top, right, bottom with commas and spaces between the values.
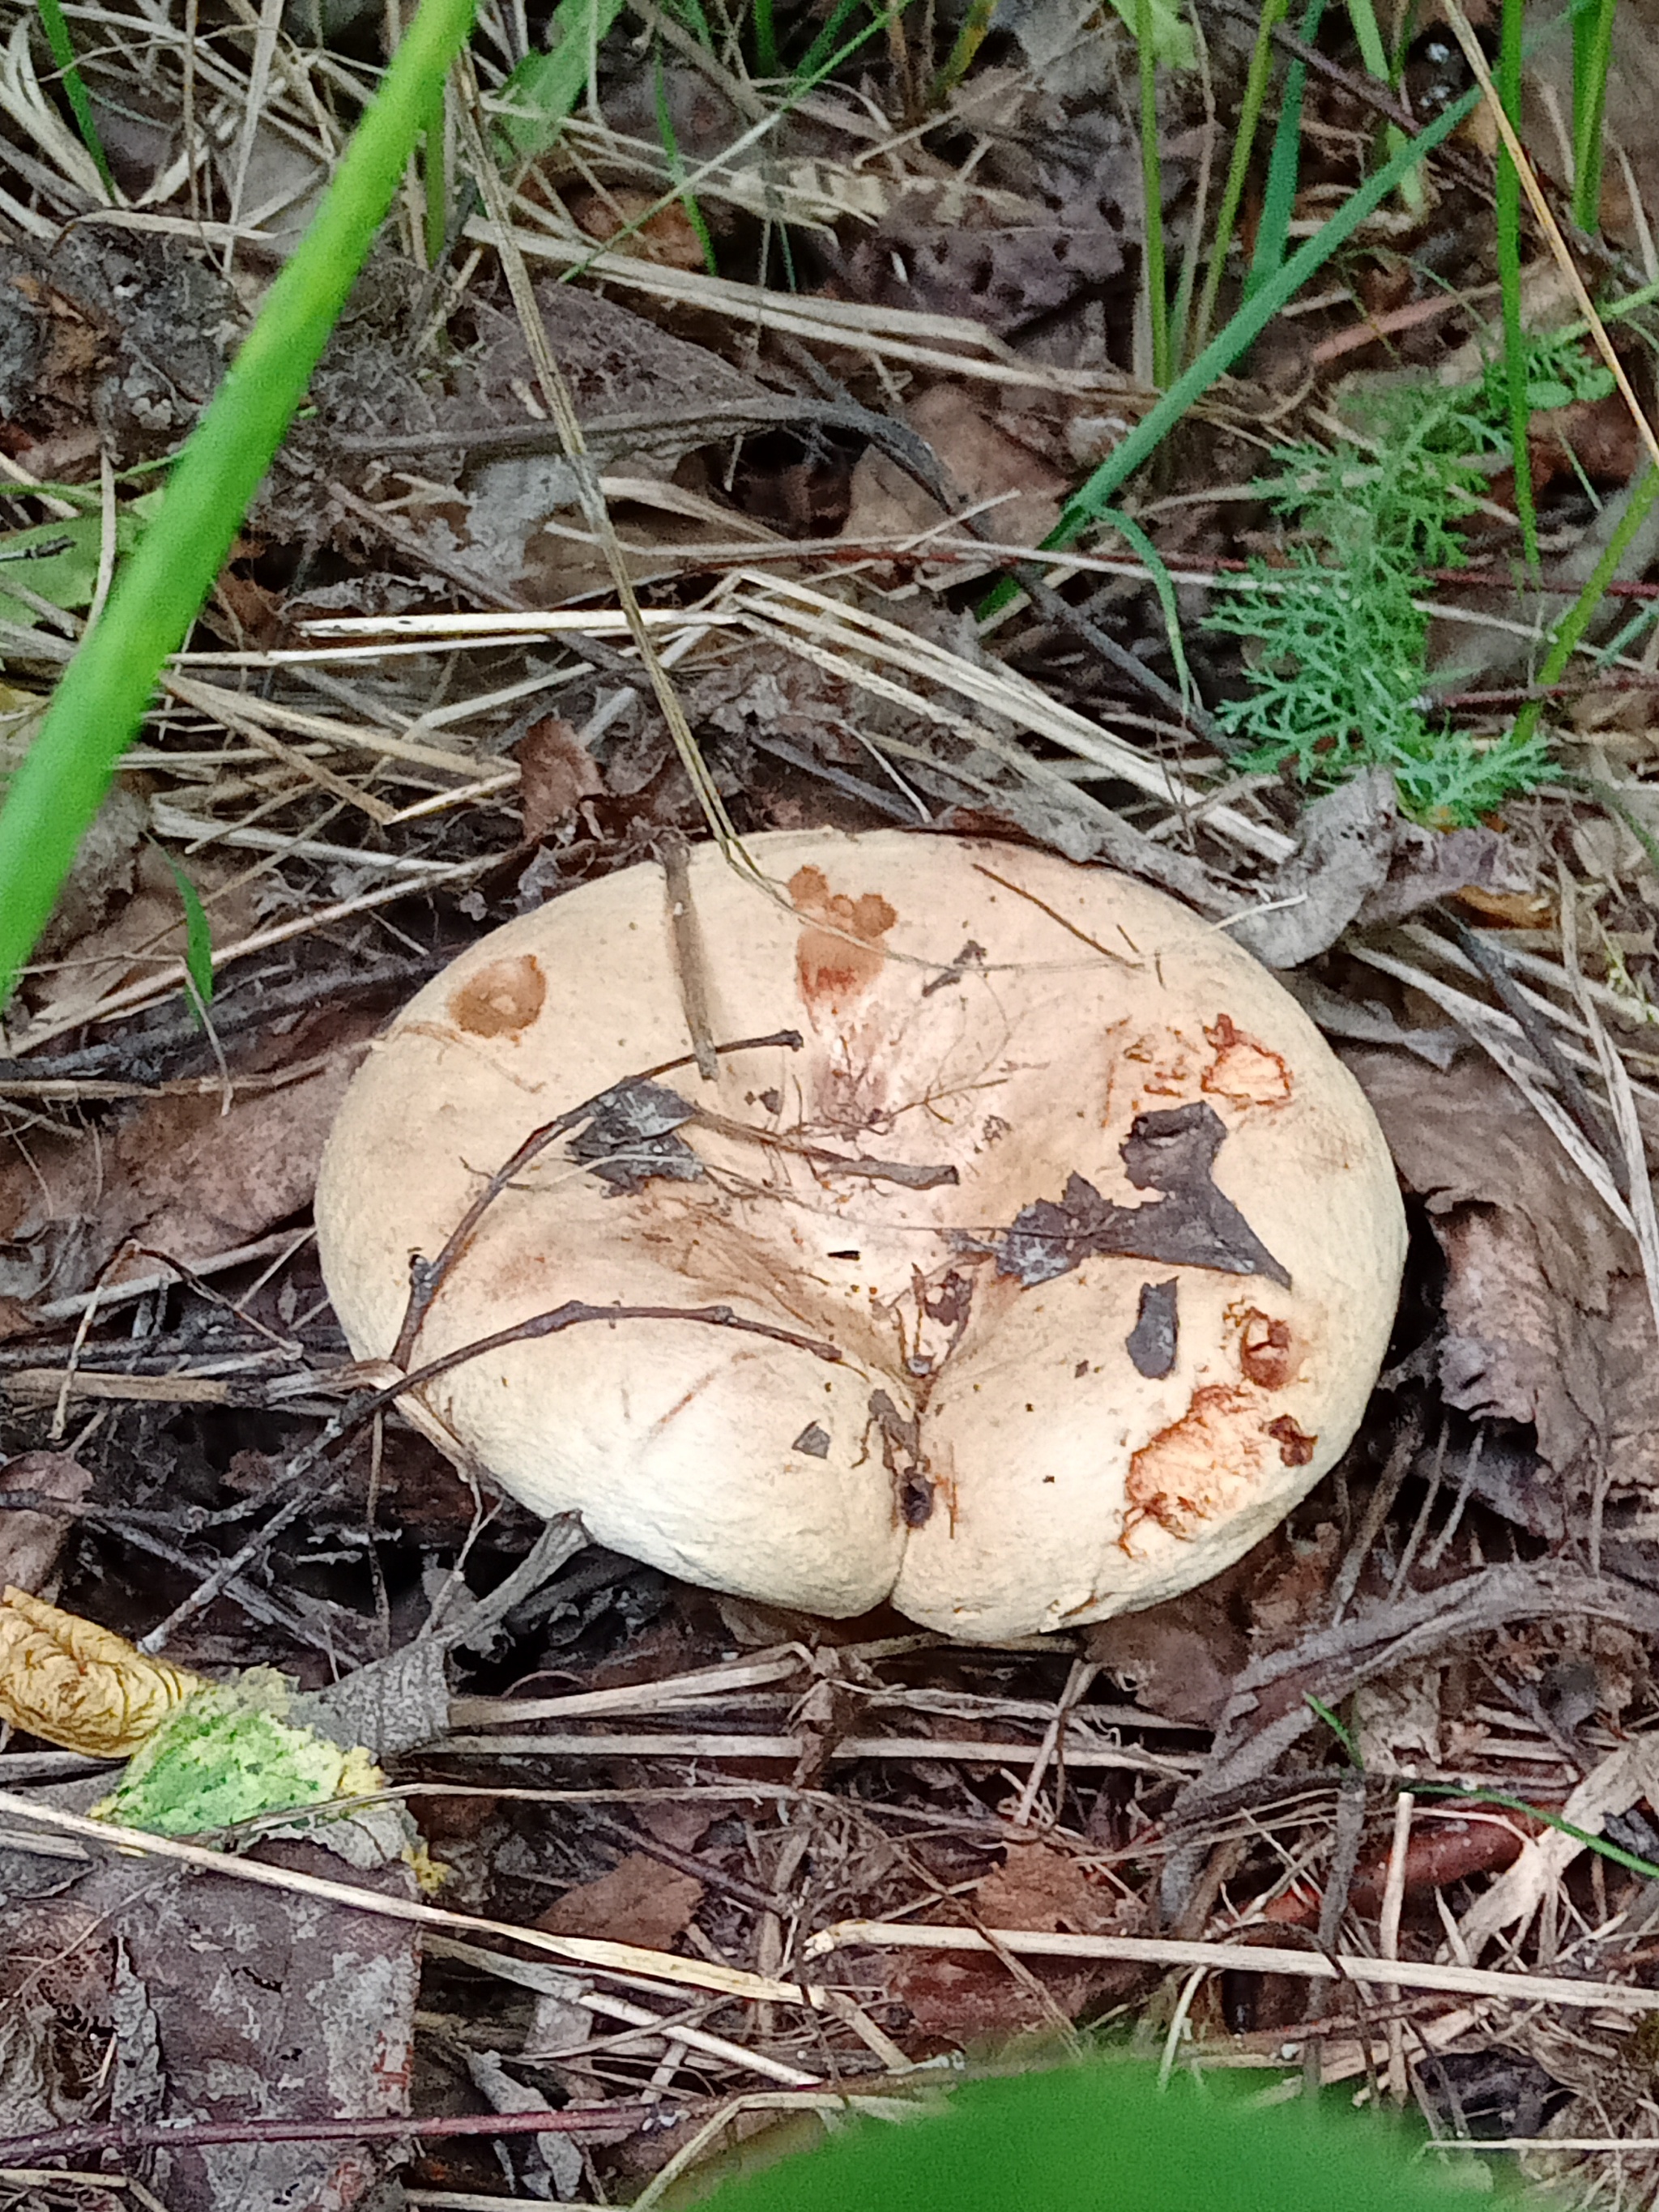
0, 2104, 673, 2170
0, 1788, 822, 2004
429, 1732, 1199, 1771
801, 1920, 1658, 2015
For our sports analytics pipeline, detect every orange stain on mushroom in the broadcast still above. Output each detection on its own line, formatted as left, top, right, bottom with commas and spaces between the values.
788, 865, 898, 1012
1121, 1384, 1273, 1549
450, 953, 546, 1038
1201, 1014, 1291, 1108
1239, 1308, 1294, 1390
1266, 1414, 1317, 1466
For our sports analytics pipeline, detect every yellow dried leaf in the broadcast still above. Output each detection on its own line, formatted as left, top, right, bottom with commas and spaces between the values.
0, 1586, 202, 1757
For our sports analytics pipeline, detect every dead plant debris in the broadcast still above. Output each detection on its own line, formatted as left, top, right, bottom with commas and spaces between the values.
5, 0, 1659, 2203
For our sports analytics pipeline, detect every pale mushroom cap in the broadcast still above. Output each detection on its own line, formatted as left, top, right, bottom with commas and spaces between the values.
316, 829, 1405, 1640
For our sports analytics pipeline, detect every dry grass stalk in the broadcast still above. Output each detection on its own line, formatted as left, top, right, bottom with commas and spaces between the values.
804, 1919, 1659, 2015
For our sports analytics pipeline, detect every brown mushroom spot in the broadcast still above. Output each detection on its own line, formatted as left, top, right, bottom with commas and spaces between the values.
1120, 1384, 1273, 1549
1201, 1014, 1291, 1108
450, 953, 546, 1038
1239, 1308, 1294, 1390
789, 865, 898, 1010
1113, 1026, 1196, 1115
1267, 1414, 1316, 1466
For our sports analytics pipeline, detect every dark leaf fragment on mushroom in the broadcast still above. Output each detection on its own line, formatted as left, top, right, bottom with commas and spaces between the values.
1126, 1280, 1179, 1379
869, 1388, 933, 1527
567, 1078, 704, 1194
996, 1104, 1292, 1291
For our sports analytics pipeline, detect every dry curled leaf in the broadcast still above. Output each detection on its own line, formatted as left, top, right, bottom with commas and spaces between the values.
514, 714, 606, 842
891, 1842, 1137, 2040
536, 1852, 704, 1952
0, 1450, 92, 1595
0, 1586, 201, 1756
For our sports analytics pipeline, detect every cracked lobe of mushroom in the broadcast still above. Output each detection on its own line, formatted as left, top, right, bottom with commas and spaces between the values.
316, 829, 1405, 1640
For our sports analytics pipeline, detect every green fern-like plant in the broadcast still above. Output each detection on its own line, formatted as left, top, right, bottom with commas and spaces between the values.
1207, 334, 1613, 825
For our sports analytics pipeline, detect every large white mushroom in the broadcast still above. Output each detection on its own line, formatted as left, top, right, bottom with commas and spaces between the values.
315, 829, 1405, 1641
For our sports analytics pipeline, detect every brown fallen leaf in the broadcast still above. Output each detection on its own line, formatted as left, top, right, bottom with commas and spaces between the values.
824, 179, 1130, 335
1086, 1586, 1247, 1727
1344, 1046, 1659, 1527
1243, 1520, 1342, 1644
0, 1450, 92, 1595
1525, 392, 1642, 495
0, 1024, 369, 1310
634, 1798, 714, 1854
536, 1851, 703, 1952
891, 1842, 1140, 2042
0, 1586, 201, 1756
841, 384, 1068, 554
514, 714, 605, 842
566, 185, 706, 268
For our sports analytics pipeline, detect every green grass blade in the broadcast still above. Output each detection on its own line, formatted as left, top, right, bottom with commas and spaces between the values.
421, 81, 449, 264
162, 852, 215, 1022
793, 0, 878, 86
657, 0, 715, 45
1419, 1779, 1659, 1883
1304, 1692, 1363, 1764
1189, 0, 1287, 360
35, 0, 113, 198
0, 0, 480, 1013
1165, 0, 1207, 369
1013, 75, 1482, 567
1137, 0, 1171, 386
1498, 0, 1537, 571
653, 49, 718, 275
1345, 0, 1420, 208
1512, 462, 1659, 748
1099, 505, 1196, 706
751, 0, 779, 75
1245, 0, 1322, 300
928, 0, 996, 104
493, 0, 626, 159
1103, 0, 1193, 66
565, 4, 898, 275
1571, 0, 1617, 231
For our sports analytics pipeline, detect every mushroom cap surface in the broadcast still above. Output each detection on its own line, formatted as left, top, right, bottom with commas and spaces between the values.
315, 830, 1405, 1640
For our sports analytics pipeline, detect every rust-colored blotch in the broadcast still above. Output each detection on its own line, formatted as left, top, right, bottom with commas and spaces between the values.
1239, 1309, 1294, 1390
789, 863, 898, 1009
449, 953, 546, 1038
1267, 1414, 1317, 1466
1124, 1384, 1270, 1545
1202, 1013, 1291, 1108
